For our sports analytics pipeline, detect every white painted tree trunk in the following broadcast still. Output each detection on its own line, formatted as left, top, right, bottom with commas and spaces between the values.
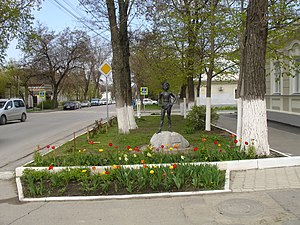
127, 105, 137, 129
236, 98, 242, 143
115, 105, 137, 134
205, 97, 211, 131
196, 97, 201, 106
116, 106, 129, 134
241, 99, 270, 155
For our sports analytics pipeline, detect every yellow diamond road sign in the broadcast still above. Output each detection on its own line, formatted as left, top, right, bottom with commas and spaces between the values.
99, 62, 112, 75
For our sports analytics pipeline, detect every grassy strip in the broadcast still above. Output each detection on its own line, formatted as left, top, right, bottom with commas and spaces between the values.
28, 115, 259, 167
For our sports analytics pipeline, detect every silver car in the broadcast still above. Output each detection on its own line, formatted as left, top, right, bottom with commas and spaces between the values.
0, 98, 27, 125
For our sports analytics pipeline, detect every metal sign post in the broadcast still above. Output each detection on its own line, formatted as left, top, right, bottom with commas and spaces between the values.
99, 62, 112, 123
140, 87, 148, 112
39, 90, 46, 111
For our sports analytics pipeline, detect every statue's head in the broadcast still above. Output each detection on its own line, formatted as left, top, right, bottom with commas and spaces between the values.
162, 82, 170, 91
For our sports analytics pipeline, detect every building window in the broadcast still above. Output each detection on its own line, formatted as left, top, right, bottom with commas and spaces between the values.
273, 61, 281, 94
292, 58, 300, 94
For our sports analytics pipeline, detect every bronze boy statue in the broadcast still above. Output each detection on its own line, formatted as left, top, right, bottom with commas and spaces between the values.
157, 82, 176, 133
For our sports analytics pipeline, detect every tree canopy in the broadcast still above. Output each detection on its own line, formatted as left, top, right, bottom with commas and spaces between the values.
0, 0, 41, 63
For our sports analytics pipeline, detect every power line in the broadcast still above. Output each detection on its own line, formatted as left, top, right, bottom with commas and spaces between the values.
48, 0, 110, 41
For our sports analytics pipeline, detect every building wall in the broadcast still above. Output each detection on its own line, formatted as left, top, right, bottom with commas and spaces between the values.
265, 39, 300, 127
196, 81, 237, 106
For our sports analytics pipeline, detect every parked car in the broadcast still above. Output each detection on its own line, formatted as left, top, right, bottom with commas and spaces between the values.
0, 98, 27, 125
91, 98, 100, 106
63, 101, 80, 110
143, 98, 158, 105
100, 98, 112, 105
81, 100, 91, 107
74, 101, 81, 109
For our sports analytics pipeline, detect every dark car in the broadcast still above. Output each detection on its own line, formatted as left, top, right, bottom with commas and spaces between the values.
63, 101, 78, 110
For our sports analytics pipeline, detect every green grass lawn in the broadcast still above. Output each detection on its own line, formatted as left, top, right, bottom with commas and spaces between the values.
21, 114, 262, 197
28, 115, 259, 167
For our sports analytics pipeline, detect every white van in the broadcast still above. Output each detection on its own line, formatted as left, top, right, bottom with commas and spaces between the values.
0, 98, 27, 125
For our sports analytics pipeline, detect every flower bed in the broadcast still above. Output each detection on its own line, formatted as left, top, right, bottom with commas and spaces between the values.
18, 115, 276, 199
20, 164, 226, 198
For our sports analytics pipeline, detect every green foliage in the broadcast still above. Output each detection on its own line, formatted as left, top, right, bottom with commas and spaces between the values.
0, 0, 41, 63
21, 164, 225, 197
187, 106, 219, 130
183, 126, 195, 134
37, 99, 53, 109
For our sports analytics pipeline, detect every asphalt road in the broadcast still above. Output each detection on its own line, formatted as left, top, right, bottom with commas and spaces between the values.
216, 113, 300, 156
0, 105, 116, 171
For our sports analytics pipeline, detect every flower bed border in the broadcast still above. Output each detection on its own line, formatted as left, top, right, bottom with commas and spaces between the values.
15, 156, 300, 202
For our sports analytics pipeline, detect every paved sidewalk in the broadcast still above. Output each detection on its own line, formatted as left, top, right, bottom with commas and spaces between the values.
2, 166, 300, 225
231, 166, 300, 192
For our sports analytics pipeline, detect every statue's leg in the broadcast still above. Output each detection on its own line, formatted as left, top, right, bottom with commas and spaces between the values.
157, 109, 165, 133
167, 107, 172, 131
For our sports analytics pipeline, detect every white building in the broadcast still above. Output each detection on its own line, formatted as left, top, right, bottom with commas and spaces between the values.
266, 39, 300, 127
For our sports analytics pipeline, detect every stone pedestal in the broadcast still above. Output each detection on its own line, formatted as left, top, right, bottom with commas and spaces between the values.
150, 131, 189, 150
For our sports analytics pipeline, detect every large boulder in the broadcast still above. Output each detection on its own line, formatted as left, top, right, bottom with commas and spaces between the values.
150, 131, 190, 150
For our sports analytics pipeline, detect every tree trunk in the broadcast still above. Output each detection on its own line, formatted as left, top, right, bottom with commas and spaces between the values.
180, 84, 186, 100
205, 73, 212, 131
52, 84, 59, 108
106, 0, 137, 134
205, 0, 216, 131
239, 0, 269, 155
236, 0, 246, 142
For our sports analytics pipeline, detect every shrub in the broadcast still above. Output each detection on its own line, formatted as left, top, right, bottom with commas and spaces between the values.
37, 99, 53, 109
186, 106, 219, 130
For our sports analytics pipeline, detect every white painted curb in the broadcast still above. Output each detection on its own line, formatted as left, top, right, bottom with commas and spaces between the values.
16, 169, 231, 202
16, 165, 231, 202
15, 156, 300, 202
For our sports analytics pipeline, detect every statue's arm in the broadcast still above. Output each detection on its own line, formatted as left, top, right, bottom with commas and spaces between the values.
171, 93, 176, 104
158, 93, 162, 106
